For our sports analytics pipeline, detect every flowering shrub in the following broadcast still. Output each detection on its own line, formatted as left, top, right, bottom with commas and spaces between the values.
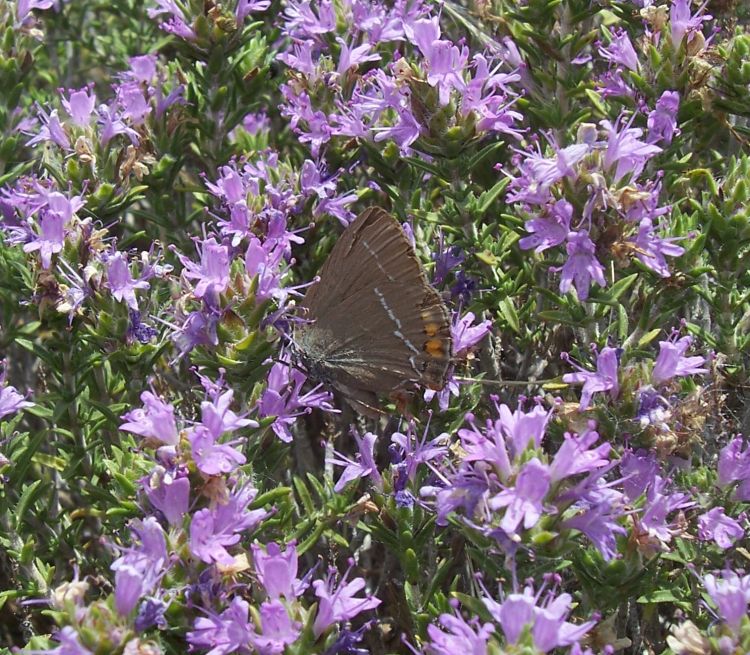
1, 0, 750, 654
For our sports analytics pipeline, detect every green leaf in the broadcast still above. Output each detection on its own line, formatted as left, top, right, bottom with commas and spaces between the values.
638, 329, 662, 347
293, 476, 316, 515
498, 297, 521, 334
14, 480, 43, 530
402, 156, 446, 181
636, 589, 680, 604
606, 273, 638, 301
477, 178, 510, 214
251, 486, 292, 508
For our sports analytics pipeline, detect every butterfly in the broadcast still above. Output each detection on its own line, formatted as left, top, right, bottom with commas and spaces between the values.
292, 207, 452, 416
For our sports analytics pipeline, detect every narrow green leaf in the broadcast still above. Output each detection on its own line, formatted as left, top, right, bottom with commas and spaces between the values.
498, 297, 520, 334
293, 476, 315, 515
477, 178, 510, 214
14, 480, 43, 530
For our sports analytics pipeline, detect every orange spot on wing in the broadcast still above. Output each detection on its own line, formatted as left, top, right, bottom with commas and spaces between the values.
423, 322, 440, 337
424, 338, 446, 357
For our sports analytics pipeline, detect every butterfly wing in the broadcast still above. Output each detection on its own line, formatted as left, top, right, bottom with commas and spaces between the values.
297, 208, 452, 401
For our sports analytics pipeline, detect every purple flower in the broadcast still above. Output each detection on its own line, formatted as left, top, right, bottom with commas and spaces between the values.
120, 391, 179, 446
314, 190, 359, 227
697, 508, 744, 550
620, 449, 660, 501
25, 108, 70, 150
189, 485, 269, 565
187, 597, 254, 655
632, 218, 685, 278
257, 361, 336, 443
390, 423, 449, 482
702, 570, 750, 632
312, 567, 381, 637
206, 163, 249, 205
107, 252, 150, 310
172, 305, 221, 358
652, 334, 706, 384
300, 159, 338, 199
432, 235, 464, 286
461, 53, 520, 116
496, 400, 551, 457
188, 429, 246, 477
328, 431, 382, 493
98, 103, 140, 146
245, 240, 288, 303
23, 211, 65, 269
452, 311, 492, 357
178, 237, 230, 300
424, 376, 461, 413
670, 0, 712, 50
128, 310, 158, 344
717, 437, 750, 501
422, 472, 489, 526
110, 517, 168, 616
403, 16, 441, 57
135, 597, 168, 632
373, 106, 422, 154
46, 190, 85, 223
483, 585, 597, 652
549, 427, 611, 483
562, 347, 620, 410
519, 199, 573, 253
251, 541, 306, 599
236, 0, 271, 21
640, 476, 694, 544
425, 607, 495, 654
194, 387, 257, 436
336, 38, 381, 76
116, 82, 151, 125
564, 499, 626, 560
33, 626, 92, 655
61, 87, 96, 126
598, 68, 635, 99
601, 117, 662, 182
145, 472, 190, 526
459, 412, 512, 480
282, 0, 335, 37
489, 458, 550, 535
126, 54, 158, 83
148, 0, 197, 41
647, 91, 680, 145
251, 600, 302, 654
0, 376, 33, 421
634, 389, 673, 436
242, 111, 271, 135
598, 29, 639, 71
507, 143, 589, 205
278, 40, 318, 75
424, 40, 470, 106
21, 190, 84, 269
16, 0, 55, 26
558, 231, 606, 300
322, 624, 371, 655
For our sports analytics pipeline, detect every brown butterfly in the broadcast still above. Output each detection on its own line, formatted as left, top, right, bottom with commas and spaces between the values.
293, 207, 452, 416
